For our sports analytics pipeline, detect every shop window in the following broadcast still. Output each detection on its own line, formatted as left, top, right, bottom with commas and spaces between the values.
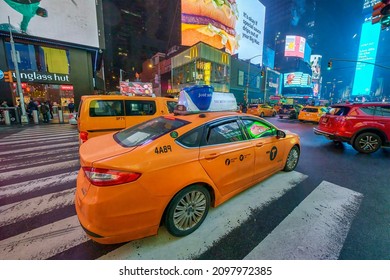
5, 42, 69, 74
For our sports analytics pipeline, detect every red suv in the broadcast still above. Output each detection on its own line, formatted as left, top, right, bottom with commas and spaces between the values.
314, 102, 390, 154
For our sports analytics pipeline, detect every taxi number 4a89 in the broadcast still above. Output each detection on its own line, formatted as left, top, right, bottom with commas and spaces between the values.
155, 145, 172, 154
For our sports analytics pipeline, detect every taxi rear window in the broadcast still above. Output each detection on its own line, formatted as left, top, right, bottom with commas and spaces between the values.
302, 107, 318, 113
114, 116, 189, 147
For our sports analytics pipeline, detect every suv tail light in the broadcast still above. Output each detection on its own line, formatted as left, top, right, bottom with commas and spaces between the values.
82, 167, 141, 186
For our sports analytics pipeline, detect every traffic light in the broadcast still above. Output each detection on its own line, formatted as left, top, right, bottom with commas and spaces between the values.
261, 70, 265, 77
3, 71, 13, 83
327, 60, 332, 70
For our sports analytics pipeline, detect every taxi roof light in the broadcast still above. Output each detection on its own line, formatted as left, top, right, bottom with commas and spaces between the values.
174, 85, 238, 116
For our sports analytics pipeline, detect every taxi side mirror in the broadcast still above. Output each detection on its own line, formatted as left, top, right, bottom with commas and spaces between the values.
276, 130, 286, 139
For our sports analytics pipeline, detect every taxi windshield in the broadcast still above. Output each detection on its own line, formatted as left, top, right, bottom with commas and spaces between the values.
114, 116, 189, 147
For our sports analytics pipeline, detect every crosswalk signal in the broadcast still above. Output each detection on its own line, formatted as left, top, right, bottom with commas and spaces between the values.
3, 71, 13, 83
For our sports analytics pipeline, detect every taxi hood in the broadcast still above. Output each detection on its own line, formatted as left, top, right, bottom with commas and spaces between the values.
79, 132, 136, 166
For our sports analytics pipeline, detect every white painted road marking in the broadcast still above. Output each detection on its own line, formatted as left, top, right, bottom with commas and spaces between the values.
0, 159, 80, 182
244, 181, 363, 260
0, 188, 76, 227
0, 171, 78, 200
98, 171, 308, 260
0, 216, 88, 260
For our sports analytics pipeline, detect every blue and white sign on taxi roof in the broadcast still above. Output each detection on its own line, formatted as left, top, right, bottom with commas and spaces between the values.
176, 85, 238, 113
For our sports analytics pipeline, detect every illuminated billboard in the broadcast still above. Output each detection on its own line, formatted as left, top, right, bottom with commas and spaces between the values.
284, 35, 306, 59
283, 72, 312, 88
0, 0, 99, 48
310, 55, 322, 80
352, 20, 381, 96
181, 0, 265, 65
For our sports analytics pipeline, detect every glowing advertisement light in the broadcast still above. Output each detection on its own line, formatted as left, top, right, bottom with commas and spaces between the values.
352, 21, 381, 96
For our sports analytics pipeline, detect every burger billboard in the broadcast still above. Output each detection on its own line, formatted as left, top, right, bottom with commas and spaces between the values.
181, 0, 265, 65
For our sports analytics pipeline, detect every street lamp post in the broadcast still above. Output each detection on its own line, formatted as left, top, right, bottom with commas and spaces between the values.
246, 54, 263, 103
8, 17, 28, 124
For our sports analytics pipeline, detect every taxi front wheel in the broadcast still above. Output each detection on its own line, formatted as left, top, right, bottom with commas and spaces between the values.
283, 146, 300, 172
165, 185, 210, 237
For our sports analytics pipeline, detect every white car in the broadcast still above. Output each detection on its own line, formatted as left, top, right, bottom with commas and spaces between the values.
68, 113, 77, 125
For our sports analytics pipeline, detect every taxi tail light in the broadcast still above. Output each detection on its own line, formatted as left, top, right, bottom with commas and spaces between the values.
82, 167, 141, 186
80, 131, 88, 143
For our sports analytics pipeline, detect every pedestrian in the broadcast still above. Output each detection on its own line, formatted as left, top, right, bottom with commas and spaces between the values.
40, 101, 49, 123
46, 100, 53, 119
3, 0, 48, 34
68, 100, 75, 113
1, 100, 9, 108
27, 98, 38, 121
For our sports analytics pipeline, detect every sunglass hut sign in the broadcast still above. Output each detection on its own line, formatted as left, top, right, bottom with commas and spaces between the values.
11, 71, 71, 84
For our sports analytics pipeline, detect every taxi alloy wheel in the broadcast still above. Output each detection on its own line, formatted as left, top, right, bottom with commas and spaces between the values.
353, 132, 382, 154
165, 185, 210, 237
283, 146, 300, 172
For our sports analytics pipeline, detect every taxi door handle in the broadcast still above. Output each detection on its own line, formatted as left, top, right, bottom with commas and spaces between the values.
256, 143, 264, 147
205, 153, 219, 160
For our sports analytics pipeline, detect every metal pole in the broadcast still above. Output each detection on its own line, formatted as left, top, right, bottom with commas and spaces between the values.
245, 54, 262, 103
8, 16, 28, 124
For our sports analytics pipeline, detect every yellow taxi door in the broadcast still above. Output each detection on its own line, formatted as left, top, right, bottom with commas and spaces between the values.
253, 137, 285, 180
198, 119, 255, 196
241, 118, 285, 181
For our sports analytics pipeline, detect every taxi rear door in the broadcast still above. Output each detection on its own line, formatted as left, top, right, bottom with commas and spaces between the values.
198, 118, 255, 196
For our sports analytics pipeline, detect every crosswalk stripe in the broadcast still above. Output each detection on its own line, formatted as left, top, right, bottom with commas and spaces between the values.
0, 216, 88, 260
3, 131, 77, 141
0, 189, 75, 227
0, 171, 78, 200
98, 171, 308, 260
0, 151, 78, 171
0, 159, 80, 182
244, 181, 363, 260
0, 135, 77, 146
0, 142, 78, 157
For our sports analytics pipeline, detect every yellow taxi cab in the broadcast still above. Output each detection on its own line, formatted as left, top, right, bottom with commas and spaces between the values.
77, 95, 177, 143
247, 104, 277, 117
298, 105, 328, 123
75, 86, 300, 244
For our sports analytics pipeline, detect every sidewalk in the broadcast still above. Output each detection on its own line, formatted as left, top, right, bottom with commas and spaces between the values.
0, 112, 75, 127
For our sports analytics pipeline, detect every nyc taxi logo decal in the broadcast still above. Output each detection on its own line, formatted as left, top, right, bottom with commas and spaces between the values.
269, 146, 278, 161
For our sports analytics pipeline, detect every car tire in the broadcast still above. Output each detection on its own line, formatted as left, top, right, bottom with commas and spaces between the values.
279, 115, 283, 119
260, 112, 264, 117
353, 132, 382, 154
283, 145, 300, 172
165, 185, 210, 237
272, 112, 276, 117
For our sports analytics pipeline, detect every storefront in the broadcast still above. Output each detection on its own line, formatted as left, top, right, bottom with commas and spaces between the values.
0, 37, 96, 111
171, 42, 231, 95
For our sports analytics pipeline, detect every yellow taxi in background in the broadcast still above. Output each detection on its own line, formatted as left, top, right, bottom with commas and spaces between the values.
75, 105, 300, 244
247, 104, 277, 117
298, 105, 328, 123
77, 95, 177, 143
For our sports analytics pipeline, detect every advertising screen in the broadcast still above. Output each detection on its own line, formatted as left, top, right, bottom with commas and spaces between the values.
0, 0, 99, 48
352, 21, 381, 96
310, 55, 322, 80
284, 35, 306, 59
181, 0, 265, 65
283, 72, 312, 88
